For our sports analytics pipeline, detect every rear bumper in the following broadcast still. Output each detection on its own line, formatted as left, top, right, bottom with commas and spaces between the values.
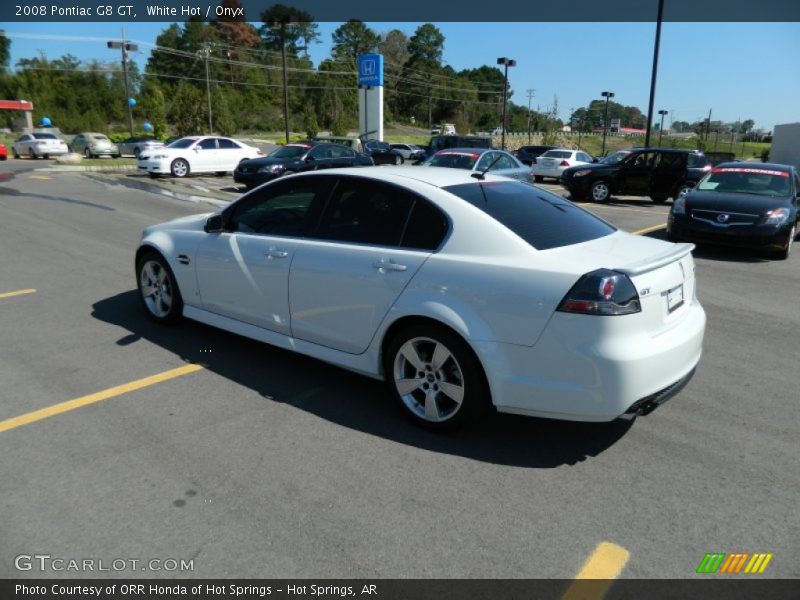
137, 159, 170, 173
476, 301, 706, 422
532, 166, 566, 178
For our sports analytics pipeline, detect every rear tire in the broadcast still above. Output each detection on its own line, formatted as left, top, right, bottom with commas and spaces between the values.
13, 148, 19, 159
384, 323, 490, 430
215, 171, 226, 176
29, 149, 37, 160
84, 148, 93, 159
675, 182, 695, 199
136, 250, 183, 324
650, 194, 668, 203
534, 175, 544, 183
394, 154, 403, 165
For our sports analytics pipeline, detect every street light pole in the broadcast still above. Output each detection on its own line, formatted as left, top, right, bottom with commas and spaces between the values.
201, 43, 213, 133
644, 0, 665, 148
658, 109, 668, 145
497, 57, 516, 150
601, 90, 614, 155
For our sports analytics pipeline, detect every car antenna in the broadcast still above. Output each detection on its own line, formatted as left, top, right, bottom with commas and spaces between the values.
471, 153, 503, 180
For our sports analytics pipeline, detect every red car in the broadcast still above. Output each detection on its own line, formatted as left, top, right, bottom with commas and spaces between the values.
0, 143, 7, 161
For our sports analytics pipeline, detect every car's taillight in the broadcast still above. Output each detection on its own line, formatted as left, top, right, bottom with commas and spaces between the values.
37, 141, 46, 145
557, 269, 641, 316
560, 160, 570, 167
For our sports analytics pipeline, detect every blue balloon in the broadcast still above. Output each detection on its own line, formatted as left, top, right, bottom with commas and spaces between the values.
40, 117, 52, 126
143, 122, 153, 132
128, 98, 137, 107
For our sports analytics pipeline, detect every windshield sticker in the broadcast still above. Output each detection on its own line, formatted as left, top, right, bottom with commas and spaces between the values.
712, 167, 789, 177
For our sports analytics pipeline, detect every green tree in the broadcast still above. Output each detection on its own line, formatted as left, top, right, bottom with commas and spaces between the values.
168, 81, 205, 135
260, 5, 318, 57
408, 24, 444, 65
211, 88, 237, 136
332, 20, 380, 62
0, 31, 10, 74
139, 78, 168, 138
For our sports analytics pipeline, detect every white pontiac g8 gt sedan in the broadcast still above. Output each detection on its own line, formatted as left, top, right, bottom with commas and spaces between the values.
136, 167, 706, 429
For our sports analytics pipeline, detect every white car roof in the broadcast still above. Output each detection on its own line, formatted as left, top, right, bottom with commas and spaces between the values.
300, 166, 512, 189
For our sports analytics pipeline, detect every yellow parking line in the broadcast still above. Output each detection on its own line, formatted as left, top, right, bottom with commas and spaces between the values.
28, 175, 52, 180
632, 223, 667, 236
561, 541, 630, 600
0, 288, 37, 299
0, 364, 203, 434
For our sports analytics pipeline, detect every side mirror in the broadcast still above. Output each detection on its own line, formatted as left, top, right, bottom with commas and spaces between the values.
305, 155, 315, 162
204, 214, 224, 233
593, 157, 599, 163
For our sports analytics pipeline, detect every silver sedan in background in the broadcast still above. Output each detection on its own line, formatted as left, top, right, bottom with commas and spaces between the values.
117, 136, 164, 158
70, 133, 120, 158
420, 148, 532, 182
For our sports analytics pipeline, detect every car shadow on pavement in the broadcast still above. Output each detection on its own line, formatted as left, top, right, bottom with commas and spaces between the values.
92, 291, 633, 469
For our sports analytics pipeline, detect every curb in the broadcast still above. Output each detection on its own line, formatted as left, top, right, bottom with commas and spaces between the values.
43, 164, 138, 173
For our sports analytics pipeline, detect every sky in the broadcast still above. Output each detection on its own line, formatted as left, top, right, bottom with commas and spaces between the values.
3, 21, 799, 131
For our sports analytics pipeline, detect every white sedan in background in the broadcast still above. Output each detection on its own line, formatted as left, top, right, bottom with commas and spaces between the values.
136, 167, 705, 429
531, 148, 596, 182
12, 133, 69, 159
137, 136, 264, 178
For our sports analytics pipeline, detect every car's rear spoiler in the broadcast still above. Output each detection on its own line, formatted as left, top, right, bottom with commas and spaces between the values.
616, 243, 695, 276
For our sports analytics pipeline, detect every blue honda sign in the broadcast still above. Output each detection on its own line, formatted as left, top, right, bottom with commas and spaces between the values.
358, 53, 383, 87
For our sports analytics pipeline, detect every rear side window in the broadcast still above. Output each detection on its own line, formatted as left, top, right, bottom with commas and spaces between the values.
401, 200, 448, 251
217, 138, 240, 149
687, 153, 707, 168
443, 181, 616, 250
315, 179, 415, 247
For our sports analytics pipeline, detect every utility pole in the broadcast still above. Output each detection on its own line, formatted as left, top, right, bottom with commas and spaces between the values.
267, 17, 292, 144
526, 89, 535, 144
601, 90, 614, 155
428, 88, 432, 132
705, 108, 712, 142
107, 27, 137, 138
658, 109, 668, 145
200, 43, 213, 133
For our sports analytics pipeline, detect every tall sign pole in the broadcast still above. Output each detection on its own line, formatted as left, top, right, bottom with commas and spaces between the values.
108, 28, 138, 138
357, 54, 384, 142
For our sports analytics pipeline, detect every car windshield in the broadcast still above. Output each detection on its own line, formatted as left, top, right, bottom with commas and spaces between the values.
92, 135, 109, 140
542, 150, 572, 159
601, 151, 630, 164
168, 138, 196, 148
33, 134, 57, 140
425, 152, 480, 170
270, 145, 310, 159
444, 181, 616, 250
696, 167, 791, 197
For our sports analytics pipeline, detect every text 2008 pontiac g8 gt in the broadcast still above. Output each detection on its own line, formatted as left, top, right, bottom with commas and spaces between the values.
136, 168, 706, 429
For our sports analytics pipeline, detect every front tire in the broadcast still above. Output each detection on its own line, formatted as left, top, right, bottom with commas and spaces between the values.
84, 148, 93, 159
772, 224, 796, 260
170, 158, 190, 178
534, 175, 544, 183
394, 154, 403, 165
215, 171, 226, 176
136, 250, 183, 323
650, 194, 668, 203
590, 180, 611, 202
384, 323, 490, 430
29, 149, 37, 160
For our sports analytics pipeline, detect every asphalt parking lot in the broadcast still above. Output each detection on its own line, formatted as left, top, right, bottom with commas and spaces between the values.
1, 160, 798, 581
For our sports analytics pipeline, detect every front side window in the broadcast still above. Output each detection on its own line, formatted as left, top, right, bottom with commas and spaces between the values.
314, 178, 415, 246
443, 180, 616, 250
228, 177, 331, 236
329, 145, 354, 159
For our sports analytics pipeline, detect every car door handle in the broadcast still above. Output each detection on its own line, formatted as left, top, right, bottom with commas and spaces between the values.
373, 260, 407, 272
265, 250, 288, 259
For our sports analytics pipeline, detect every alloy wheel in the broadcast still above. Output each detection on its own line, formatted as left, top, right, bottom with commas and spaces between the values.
393, 336, 465, 423
139, 260, 174, 318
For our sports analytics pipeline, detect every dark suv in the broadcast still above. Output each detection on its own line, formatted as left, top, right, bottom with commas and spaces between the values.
560, 148, 705, 203
514, 145, 556, 166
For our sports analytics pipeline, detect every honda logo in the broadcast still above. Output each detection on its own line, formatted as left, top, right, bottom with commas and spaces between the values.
360, 59, 376, 77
